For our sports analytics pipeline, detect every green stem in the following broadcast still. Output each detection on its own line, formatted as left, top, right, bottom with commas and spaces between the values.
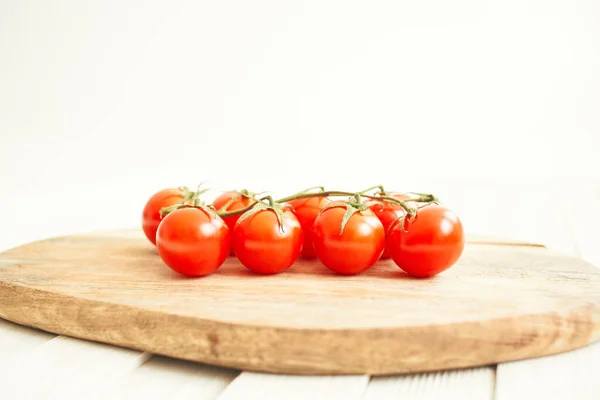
276, 190, 354, 203
264, 195, 276, 207
216, 190, 436, 218
298, 186, 325, 194
358, 185, 385, 195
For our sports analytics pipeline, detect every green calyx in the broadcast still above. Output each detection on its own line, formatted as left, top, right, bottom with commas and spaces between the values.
159, 199, 207, 217
358, 185, 385, 196
320, 194, 370, 235
237, 196, 287, 233
160, 183, 209, 217
388, 201, 439, 234
216, 189, 264, 212
365, 189, 437, 216
180, 184, 209, 204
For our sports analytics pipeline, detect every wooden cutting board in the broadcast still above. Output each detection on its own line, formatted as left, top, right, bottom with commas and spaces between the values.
0, 230, 599, 375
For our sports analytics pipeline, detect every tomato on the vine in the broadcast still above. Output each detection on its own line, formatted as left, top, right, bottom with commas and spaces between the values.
286, 196, 331, 257
232, 205, 303, 274
212, 191, 255, 230
313, 204, 385, 275
366, 193, 415, 258
142, 188, 185, 245
212, 191, 255, 254
156, 207, 230, 277
388, 204, 464, 278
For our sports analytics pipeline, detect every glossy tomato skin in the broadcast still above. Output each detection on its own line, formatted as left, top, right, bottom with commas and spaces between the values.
212, 192, 254, 255
286, 196, 331, 257
388, 205, 464, 278
232, 208, 303, 274
156, 207, 230, 277
313, 207, 385, 275
212, 191, 254, 232
142, 188, 185, 245
367, 193, 411, 259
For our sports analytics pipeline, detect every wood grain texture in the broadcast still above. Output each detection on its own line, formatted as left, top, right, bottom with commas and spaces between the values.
0, 230, 599, 375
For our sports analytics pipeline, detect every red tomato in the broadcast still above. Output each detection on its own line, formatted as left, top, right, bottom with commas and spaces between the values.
367, 192, 419, 258
156, 207, 230, 277
366, 193, 410, 259
388, 204, 464, 278
313, 206, 385, 275
212, 191, 255, 230
286, 196, 331, 257
142, 188, 185, 245
232, 207, 303, 274
391, 192, 417, 208
212, 191, 255, 254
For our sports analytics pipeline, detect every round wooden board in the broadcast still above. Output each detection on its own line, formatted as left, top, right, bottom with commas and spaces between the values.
1, 230, 599, 375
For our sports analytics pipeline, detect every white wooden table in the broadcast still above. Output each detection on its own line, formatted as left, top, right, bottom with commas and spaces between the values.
1, 181, 599, 400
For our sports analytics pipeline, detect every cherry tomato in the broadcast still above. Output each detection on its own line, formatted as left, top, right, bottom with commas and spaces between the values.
212, 191, 255, 231
156, 207, 230, 277
388, 204, 464, 278
313, 206, 385, 275
366, 193, 411, 259
212, 191, 255, 254
286, 196, 331, 257
142, 188, 185, 245
232, 207, 303, 274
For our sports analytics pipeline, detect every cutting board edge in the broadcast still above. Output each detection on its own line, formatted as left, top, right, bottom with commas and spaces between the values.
2, 279, 600, 375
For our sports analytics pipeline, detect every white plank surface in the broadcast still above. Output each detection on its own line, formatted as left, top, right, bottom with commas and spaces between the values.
0, 318, 55, 370
496, 342, 600, 400
100, 356, 239, 400
216, 373, 369, 400
0, 336, 150, 399
362, 367, 495, 400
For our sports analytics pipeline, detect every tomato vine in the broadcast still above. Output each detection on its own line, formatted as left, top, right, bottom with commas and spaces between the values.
147, 184, 463, 278
216, 187, 438, 219
159, 185, 439, 233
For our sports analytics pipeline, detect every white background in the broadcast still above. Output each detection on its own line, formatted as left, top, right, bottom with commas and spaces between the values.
1, 0, 599, 250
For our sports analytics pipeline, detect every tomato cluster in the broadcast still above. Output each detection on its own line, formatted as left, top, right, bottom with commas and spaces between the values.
142, 186, 465, 278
